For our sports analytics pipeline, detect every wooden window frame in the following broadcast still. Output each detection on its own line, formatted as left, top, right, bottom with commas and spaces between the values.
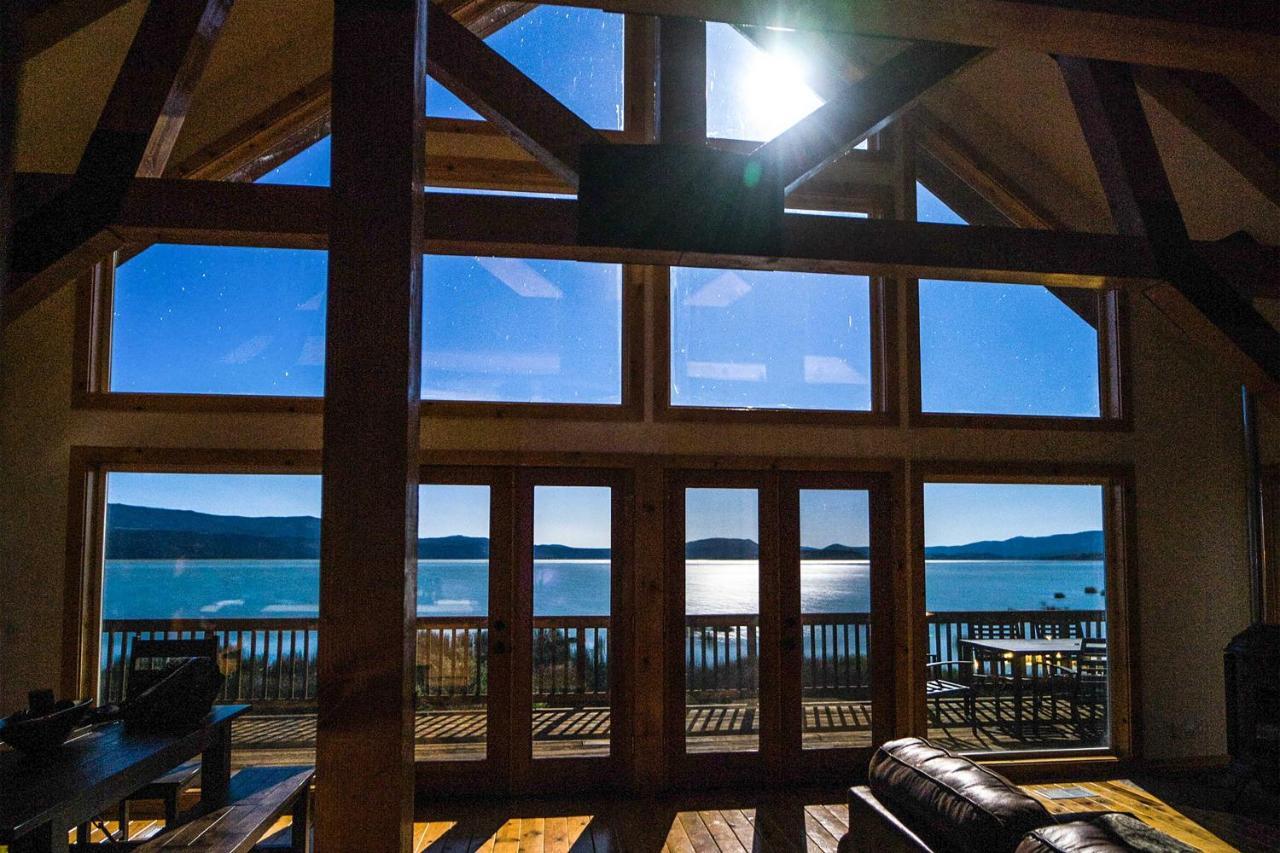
1263, 464, 1279, 625
905, 279, 1134, 432
72, 253, 645, 421
908, 462, 1141, 772
655, 264, 901, 427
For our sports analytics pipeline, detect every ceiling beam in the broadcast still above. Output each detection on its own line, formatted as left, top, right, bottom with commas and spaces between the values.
656, 16, 706, 144
9, 0, 234, 300
1133, 67, 1280, 209
549, 0, 1279, 80
1059, 56, 1280, 391
426, 1, 608, 187
12, 177, 1276, 295
753, 42, 984, 193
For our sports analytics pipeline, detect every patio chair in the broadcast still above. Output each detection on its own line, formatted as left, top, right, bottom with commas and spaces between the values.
1046, 637, 1109, 736
95, 636, 221, 843
965, 621, 1022, 722
925, 658, 979, 736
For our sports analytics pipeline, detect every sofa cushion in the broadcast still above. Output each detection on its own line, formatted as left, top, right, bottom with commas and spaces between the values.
867, 737, 1053, 853
1016, 814, 1197, 853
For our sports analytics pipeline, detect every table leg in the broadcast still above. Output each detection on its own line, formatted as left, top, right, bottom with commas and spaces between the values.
200, 721, 233, 809
1013, 655, 1024, 739
290, 786, 312, 853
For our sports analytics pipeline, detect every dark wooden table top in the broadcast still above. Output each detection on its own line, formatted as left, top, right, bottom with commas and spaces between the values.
0, 704, 248, 844
959, 637, 1084, 656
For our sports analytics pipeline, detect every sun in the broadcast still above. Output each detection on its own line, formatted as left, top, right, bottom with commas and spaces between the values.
740, 45, 825, 140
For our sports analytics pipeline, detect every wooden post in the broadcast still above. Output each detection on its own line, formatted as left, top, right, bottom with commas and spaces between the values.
0, 0, 19, 332
656, 16, 705, 145
316, 0, 426, 850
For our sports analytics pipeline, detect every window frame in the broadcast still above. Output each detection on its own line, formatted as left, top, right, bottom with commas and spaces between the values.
74, 252, 645, 421
909, 462, 1140, 767
905, 274, 1133, 431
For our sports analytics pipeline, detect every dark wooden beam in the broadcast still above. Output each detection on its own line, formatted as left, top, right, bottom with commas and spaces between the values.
18, 177, 1279, 296
1059, 56, 1280, 391
9, 0, 233, 290
549, 0, 1279, 80
1133, 67, 1280, 209
656, 16, 706, 144
753, 42, 984, 193
426, 1, 608, 187
315, 0, 425, 850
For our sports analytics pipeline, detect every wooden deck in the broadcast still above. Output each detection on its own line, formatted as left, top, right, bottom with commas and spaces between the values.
227, 696, 1103, 764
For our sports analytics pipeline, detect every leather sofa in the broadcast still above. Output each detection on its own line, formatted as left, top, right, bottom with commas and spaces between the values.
842, 738, 1192, 853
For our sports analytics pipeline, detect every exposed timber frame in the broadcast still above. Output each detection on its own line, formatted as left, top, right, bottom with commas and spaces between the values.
315, 0, 426, 849
1059, 57, 1280, 395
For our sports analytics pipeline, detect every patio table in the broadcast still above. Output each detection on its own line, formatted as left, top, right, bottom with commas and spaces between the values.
959, 638, 1082, 738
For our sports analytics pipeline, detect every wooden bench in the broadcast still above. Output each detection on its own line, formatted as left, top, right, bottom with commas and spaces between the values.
137, 765, 313, 853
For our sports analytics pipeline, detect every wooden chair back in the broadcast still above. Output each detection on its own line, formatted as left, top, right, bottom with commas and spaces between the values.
126, 636, 220, 702
968, 621, 1023, 640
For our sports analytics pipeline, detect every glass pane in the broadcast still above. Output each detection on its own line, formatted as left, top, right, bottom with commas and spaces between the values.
110, 246, 327, 396
423, 256, 623, 404
671, 267, 872, 411
685, 488, 760, 753
428, 5, 624, 129
800, 489, 872, 750
532, 486, 613, 758
417, 485, 491, 761
917, 184, 1101, 417
923, 483, 1108, 754
706, 22, 824, 142
100, 473, 322, 763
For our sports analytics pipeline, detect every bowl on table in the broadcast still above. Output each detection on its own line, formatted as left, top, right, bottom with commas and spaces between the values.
0, 698, 94, 756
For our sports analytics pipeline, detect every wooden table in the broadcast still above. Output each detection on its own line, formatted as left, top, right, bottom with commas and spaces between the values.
960, 637, 1082, 738
0, 704, 248, 853
1025, 779, 1234, 852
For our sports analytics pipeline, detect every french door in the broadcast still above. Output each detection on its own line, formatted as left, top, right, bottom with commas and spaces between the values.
666, 469, 893, 787
416, 466, 631, 796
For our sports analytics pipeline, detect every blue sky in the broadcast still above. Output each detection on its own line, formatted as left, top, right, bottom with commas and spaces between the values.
104, 10, 1106, 548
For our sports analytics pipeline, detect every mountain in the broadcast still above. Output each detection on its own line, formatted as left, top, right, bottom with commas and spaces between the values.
924, 530, 1104, 560
104, 504, 1104, 562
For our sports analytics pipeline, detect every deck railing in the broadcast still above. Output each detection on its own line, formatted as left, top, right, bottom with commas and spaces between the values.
100, 609, 1105, 710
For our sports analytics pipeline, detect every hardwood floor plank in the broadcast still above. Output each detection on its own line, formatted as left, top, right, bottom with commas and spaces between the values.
566, 815, 594, 852
698, 810, 749, 852
519, 817, 546, 853
721, 808, 759, 851
802, 809, 841, 853
665, 811, 698, 853
805, 805, 849, 847
678, 811, 720, 851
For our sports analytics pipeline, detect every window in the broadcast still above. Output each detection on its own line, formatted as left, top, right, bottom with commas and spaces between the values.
916, 184, 1103, 418
706, 22, 824, 142
670, 267, 873, 411
531, 485, 613, 758
922, 482, 1108, 754
418, 484, 492, 761
684, 487, 761, 754
99, 472, 323, 762
799, 488, 872, 750
429, 5, 624, 129
423, 256, 623, 404
109, 246, 328, 397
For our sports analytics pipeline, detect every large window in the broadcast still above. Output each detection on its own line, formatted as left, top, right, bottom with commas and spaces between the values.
670, 267, 873, 412
916, 185, 1103, 418
922, 482, 1108, 754
98, 473, 323, 762
423, 257, 623, 405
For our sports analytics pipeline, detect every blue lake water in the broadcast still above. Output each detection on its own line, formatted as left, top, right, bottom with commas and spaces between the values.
102, 559, 1106, 619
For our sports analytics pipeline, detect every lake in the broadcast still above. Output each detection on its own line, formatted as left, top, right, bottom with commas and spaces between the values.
102, 559, 1106, 619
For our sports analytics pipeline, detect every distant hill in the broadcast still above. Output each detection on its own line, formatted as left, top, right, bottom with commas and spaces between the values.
925, 530, 1104, 560
104, 504, 1103, 562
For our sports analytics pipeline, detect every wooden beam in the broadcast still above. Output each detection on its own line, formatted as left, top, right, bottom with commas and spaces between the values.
549, 0, 1279, 80
1059, 56, 1280, 391
9, 0, 233, 289
425, 1, 609, 187
753, 42, 983, 193
1133, 67, 1280, 209
315, 0, 425, 851
19, 177, 1278, 295
656, 16, 706, 144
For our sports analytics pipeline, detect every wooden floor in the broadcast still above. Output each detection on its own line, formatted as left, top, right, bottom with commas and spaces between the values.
77, 777, 1280, 852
